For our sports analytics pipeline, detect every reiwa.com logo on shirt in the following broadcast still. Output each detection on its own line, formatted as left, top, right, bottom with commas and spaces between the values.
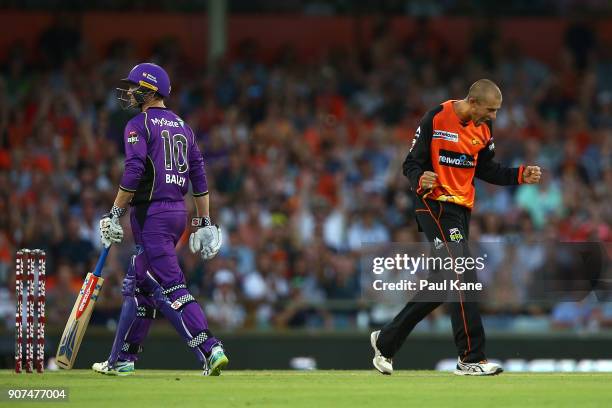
438, 149, 475, 168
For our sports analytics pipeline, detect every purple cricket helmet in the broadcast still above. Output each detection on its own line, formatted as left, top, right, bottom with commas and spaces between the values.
116, 62, 171, 109
122, 63, 171, 97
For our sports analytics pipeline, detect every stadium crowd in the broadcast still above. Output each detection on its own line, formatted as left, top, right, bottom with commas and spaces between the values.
0, 18, 610, 333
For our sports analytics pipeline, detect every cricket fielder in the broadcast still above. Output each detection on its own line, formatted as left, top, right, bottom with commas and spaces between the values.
93, 63, 228, 376
371, 79, 541, 376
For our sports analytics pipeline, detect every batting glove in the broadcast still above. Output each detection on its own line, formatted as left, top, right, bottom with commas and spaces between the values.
100, 205, 126, 248
189, 217, 222, 260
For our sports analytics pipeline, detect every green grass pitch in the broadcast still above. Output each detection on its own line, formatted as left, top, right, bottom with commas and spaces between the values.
2, 370, 612, 407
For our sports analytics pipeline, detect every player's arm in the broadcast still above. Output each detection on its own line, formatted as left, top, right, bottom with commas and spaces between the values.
187, 125, 210, 221
193, 194, 210, 218
474, 139, 522, 185
186, 126, 222, 260
113, 189, 134, 209
475, 122, 541, 185
100, 118, 147, 247
118, 118, 148, 197
402, 107, 440, 193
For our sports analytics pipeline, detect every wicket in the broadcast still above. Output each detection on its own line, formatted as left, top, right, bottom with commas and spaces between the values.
15, 249, 46, 374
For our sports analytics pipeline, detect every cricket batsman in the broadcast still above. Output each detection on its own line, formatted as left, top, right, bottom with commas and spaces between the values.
92, 63, 228, 376
371, 79, 541, 376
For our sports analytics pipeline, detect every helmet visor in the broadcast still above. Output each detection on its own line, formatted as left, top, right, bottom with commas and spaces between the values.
116, 87, 136, 110
116, 83, 156, 110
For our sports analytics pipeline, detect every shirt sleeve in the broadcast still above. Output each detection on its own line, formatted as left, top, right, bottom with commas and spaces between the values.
187, 126, 208, 196
402, 106, 440, 195
475, 122, 523, 185
119, 115, 148, 192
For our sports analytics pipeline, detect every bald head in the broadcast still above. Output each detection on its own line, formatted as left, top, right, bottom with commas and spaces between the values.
467, 79, 502, 104
462, 79, 503, 125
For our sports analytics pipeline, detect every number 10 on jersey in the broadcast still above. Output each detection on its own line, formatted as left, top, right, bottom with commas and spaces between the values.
161, 130, 189, 173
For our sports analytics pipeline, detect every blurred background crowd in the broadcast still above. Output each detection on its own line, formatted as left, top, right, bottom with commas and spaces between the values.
0, 10, 610, 335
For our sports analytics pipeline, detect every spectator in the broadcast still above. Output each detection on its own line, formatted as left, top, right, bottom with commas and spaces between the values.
55, 215, 95, 272
205, 269, 246, 330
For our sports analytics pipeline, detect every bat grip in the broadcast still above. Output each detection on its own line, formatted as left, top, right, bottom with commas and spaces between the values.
93, 246, 111, 277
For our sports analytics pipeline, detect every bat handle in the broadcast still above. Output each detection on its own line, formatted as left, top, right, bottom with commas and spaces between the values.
93, 246, 111, 277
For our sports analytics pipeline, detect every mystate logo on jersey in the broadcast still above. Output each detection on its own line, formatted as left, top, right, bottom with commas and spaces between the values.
150, 117, 184, 128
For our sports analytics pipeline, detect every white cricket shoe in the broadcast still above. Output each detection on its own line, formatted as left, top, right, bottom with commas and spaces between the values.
92, 360, 135, 376
454, 358, 503, 376
370, 330, 393, 375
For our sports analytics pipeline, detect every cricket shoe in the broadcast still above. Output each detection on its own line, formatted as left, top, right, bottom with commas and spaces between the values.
92, 360, 135, 376
370, 330, 393, 375
454, 358, 503, 376
204, 344, 229, 376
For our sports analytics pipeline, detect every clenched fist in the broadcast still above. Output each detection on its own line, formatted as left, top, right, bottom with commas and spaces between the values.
522, 166, 542, 184
419, 171, 438, 190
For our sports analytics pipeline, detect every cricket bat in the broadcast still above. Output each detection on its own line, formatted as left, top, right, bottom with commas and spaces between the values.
56, 246, 110, 369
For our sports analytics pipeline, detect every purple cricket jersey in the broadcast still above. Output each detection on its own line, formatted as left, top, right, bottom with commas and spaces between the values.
119, 107, 208, 207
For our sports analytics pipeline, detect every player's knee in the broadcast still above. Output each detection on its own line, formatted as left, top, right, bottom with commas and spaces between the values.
164, 285, 198, 312
123, 247, 148, 297
149, 285, 166, 309
121, 254, 140, 296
